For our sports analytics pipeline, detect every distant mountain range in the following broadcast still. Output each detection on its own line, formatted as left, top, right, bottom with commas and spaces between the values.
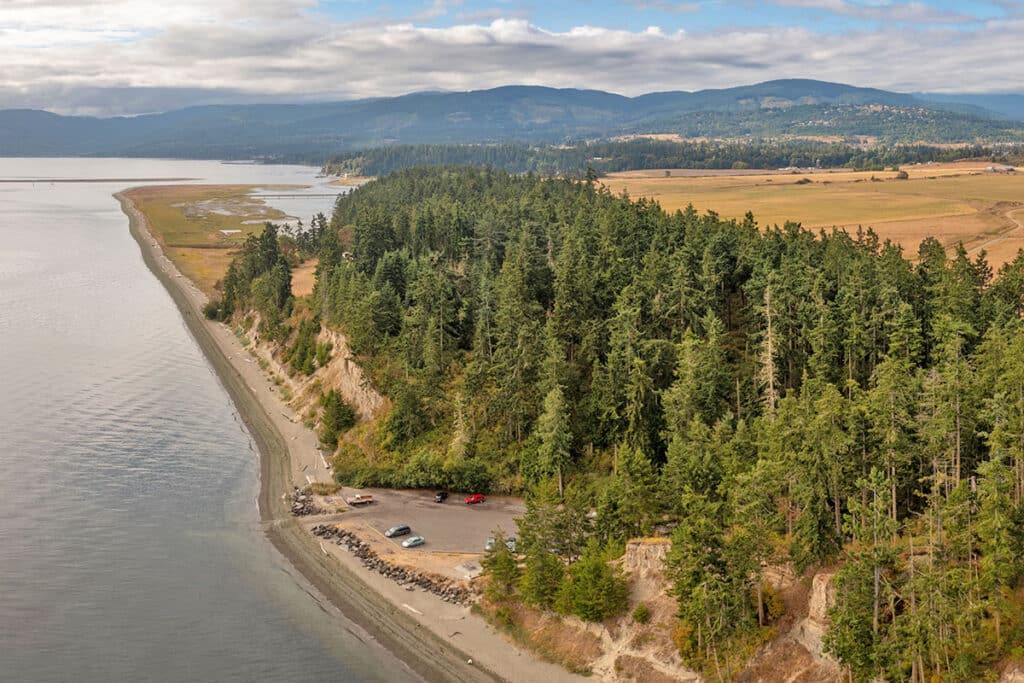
1, 80, 1021, 160
916, 92, 1024, 120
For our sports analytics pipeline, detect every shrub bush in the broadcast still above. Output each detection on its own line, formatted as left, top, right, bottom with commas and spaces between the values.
203, 299, 222, 320
633, 603, 651, 624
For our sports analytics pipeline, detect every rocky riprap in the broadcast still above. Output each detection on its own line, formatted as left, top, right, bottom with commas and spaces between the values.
312, 524, 473, 606
289, 490, 322, 516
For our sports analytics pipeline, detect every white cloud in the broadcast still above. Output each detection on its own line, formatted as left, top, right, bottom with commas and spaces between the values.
0, 0, 316, 31
0, 1, 1019, 115
772, 0, 977, 23
624, 0, 701, 12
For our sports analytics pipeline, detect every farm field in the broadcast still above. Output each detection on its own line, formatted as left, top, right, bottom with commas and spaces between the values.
603, 161, 1024, 268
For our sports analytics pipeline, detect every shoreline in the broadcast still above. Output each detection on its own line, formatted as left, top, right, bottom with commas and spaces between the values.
116, 190, 503, 683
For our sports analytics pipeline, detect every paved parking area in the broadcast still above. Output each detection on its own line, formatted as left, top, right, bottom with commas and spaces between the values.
339, 487, 524, 554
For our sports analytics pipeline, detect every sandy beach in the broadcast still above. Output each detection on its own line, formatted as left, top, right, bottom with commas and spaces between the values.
116, 190, 584, 683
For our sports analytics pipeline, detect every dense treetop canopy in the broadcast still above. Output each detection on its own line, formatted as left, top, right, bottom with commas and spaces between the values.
219, 166, 1024, 679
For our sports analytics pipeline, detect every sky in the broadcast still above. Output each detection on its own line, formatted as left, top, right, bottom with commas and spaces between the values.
1, 0, 1021, 116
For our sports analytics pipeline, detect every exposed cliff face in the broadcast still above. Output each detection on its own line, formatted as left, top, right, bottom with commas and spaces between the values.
1001, 665, 1024, 683
514, 539, 849, 682
590, 539, 701, 682
314, 328, 386, 420
239, 316, 386, 427
743, 569, 842, 683
622, 538, 670, 577
794, 572, 836, 661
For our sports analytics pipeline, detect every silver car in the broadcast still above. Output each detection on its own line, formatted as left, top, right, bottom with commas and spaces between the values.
485, 536, 517, 553
401, 535, 425, 548
384, 524, 411, 538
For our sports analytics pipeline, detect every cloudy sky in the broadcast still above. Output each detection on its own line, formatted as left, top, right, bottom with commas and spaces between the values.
2, 0, 1021, 116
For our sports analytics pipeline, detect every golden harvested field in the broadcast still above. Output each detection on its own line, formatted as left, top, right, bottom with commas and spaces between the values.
603, 162, 1024, 267
327, 176, 374, 187
124, 184, 294, 296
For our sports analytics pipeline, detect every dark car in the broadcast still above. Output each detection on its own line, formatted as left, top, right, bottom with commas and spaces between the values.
384, 524, 411, 538
434, 491, 449, 503
465, 493, 486, 505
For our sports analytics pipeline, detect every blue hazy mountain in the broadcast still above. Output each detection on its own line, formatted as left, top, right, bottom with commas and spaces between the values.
1, 80, 1019, 159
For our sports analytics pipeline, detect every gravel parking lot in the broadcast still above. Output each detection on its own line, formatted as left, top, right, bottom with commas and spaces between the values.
339, 487, 524, 554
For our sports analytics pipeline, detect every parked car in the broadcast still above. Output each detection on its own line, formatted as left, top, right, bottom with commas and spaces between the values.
465, 493, 486, 505
384, 524, 411, 538
348, 494, 374, 506
401, 535, 425, 548
485, 536, 518, 553
434, 491, 449, 503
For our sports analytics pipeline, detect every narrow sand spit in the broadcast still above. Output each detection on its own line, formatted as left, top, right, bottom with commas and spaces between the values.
117, 189, 583, 683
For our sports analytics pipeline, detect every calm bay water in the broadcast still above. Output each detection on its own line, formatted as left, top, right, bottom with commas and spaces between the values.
0, 159, 416, 682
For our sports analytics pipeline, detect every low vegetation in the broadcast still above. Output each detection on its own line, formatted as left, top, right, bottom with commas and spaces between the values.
632, 603, 650, 624
126, 184, 326, 295
306, 481, 343, 495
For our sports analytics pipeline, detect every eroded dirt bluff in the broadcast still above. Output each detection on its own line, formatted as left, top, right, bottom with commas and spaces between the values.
611, 540, 1024, 683
241, 318, 385, 423
1001, 665, 1024, 682
742, 568, 842, 683
589, 539, 701, 682
313, 328, 386, 419
605, 539, 845, 683
797, 572, 837, 661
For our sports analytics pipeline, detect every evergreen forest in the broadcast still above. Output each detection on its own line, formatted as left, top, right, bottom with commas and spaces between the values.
321, 140, 1002, 178
213, 166, 1024, 680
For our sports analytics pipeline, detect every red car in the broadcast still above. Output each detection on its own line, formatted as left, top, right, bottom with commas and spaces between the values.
464, 493, 486, 505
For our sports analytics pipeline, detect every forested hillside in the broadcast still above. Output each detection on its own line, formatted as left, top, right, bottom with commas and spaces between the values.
658, 103, 1022, 143
215, 167, 1024, 679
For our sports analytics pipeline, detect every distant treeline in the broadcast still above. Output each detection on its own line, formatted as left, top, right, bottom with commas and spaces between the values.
321, 140, 1007, 177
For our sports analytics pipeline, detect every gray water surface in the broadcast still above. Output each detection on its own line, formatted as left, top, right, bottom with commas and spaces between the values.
0, 159, 414, 682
